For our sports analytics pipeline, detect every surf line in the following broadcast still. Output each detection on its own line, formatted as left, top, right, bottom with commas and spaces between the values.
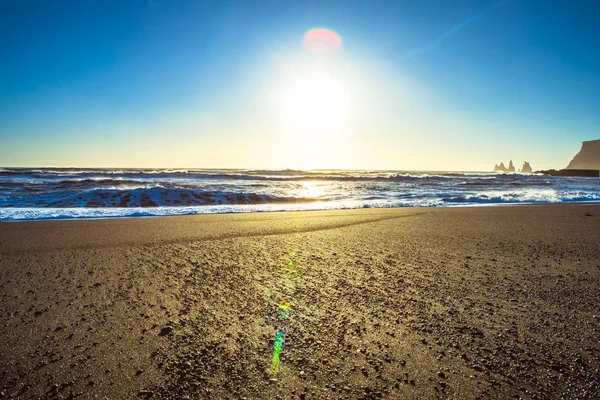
269, 251, 297, 380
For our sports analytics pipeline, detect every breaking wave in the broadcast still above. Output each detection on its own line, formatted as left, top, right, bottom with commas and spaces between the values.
1, 168, 598, 220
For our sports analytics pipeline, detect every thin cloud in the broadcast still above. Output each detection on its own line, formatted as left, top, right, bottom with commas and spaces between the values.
403, 0, 510, 60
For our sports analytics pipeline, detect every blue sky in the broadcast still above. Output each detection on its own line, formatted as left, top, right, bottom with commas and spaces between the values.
1, 0, 599, 170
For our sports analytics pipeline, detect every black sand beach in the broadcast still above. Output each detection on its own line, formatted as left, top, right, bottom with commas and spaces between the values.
1, 204, 599, 399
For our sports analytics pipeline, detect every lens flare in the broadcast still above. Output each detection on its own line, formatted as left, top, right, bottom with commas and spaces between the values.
277, 300, 293, 319
268, 251, 298, 380
270, 329, 286, 377
303, 28, 342, 54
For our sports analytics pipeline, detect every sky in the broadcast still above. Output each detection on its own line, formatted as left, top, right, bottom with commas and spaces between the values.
1, 0, 599, 171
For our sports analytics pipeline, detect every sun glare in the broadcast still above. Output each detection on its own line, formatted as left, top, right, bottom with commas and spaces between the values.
277, 68, 353, 136
265, 27, 359, 142
260, 27, 367, 168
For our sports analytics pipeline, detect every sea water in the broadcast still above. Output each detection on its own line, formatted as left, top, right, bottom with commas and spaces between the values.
0, 168, 598, 221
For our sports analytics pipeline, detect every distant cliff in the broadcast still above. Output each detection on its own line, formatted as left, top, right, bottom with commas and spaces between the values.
566, 140, 600, 170
493, 160, 530, 173
493, 162, 507, 172
494, 160, 516, 172
507, 160, 515, 172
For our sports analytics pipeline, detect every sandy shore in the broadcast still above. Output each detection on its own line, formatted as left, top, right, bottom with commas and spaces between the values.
1, 204, 599, 399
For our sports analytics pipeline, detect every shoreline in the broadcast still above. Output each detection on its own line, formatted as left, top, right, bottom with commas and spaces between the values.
1, 204, 599, 398
2, 200, 600, 223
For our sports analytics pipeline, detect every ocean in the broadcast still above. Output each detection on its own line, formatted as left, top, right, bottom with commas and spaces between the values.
0, 168, 598, 221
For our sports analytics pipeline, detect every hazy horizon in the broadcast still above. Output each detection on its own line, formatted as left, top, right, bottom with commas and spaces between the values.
0, 165, 561, 173
1, 1, 599, 171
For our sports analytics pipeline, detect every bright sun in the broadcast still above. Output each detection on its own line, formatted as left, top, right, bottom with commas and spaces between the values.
278, 69, 353, 136
260, 27, 368, 168
269, 28, 357, 140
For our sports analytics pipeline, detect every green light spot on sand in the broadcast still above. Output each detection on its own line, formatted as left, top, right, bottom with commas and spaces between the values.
269, 250, 298, 380
270, 329, 285, 377
277, 300, 293, 319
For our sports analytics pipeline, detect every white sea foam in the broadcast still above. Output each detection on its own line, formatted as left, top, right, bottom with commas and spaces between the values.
0, 168, 598, 220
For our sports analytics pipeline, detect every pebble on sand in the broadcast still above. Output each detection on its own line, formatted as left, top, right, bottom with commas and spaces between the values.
159, 326, 174, 336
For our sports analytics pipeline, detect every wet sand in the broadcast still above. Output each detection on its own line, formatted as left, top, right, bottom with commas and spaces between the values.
1, 204, 599, 399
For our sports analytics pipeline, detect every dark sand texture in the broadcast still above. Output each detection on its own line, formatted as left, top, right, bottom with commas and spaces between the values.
1, 204, 599, 399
